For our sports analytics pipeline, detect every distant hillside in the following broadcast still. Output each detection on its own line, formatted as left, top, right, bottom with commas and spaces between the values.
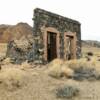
0, 23, 33, 43
82, 40, 100, 48
0, 24, 11, 42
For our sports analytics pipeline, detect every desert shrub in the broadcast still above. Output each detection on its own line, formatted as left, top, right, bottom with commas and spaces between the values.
0, 67, 28, 91
47, 65, 63, 78
87, 52, 93, 56
46, 59, 74, 78
46, 59, 64, 78
61, 64, 74, 78
47, 59, 64, 67
63, 59, 100, 81
56, 85, 79, 99
47, 58, 100, 80
64, 59, 87, 70
73, 66, 100, 81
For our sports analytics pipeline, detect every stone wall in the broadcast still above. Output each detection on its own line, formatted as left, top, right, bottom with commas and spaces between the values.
33, 8, 81, 63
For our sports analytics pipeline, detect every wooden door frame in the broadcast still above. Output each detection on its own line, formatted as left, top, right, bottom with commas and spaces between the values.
64, 31, 77, 60
43, 27, 60, 61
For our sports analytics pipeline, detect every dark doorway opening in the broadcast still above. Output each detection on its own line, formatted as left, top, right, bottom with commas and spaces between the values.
47, 31, 57, 62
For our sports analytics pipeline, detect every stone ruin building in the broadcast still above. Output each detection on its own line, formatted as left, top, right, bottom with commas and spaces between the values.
33, 8, 81, 63
6, 8, 81, 64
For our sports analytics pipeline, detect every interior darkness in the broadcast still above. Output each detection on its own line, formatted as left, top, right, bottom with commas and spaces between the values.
47, 31, 57, 62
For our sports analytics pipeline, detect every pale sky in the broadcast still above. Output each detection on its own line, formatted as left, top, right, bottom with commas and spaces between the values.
0, 0, 100, 41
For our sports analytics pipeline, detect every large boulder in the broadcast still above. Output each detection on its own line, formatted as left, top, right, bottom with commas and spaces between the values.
6, 35, 34, 64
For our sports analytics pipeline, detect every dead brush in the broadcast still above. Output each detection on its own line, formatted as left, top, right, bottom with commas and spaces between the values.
64, 59, 100, 81
46, 59, 74, 78
46, 58, 100, 81
0, 67, 28, 91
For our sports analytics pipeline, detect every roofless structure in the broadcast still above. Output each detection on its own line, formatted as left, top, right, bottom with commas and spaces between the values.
33, 8, 81, 63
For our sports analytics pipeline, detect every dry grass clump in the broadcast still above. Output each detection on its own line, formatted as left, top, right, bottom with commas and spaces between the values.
64, 59, 87, 70
46, 59, 64, 78
46, 58, 100, 80
64, 58, 99, 71
0, 67, 27, 91
64, 59, 100, 81
46, 59, 74, 78
61, 64, 74, 78
47, 58, 64, 67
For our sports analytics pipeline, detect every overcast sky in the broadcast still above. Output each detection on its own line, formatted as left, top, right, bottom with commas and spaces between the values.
0, 0, 100, 41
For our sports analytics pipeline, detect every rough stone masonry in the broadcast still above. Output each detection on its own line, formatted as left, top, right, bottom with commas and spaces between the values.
33, 8, 81, 63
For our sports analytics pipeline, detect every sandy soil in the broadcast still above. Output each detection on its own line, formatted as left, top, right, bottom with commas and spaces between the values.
0, 64, 100, 100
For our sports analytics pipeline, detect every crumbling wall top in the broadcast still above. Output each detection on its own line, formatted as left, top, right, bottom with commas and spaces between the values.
33, 8, 81, 25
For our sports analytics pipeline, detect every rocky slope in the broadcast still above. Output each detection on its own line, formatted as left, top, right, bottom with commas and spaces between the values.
0, 23, 33, 43
82, 40, 100, 48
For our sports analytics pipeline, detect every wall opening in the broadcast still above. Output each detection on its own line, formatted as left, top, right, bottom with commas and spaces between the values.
47, 31, 57, 61
64, 32, 76, 60
66, 36, 74, 60
43, 27, 60, 62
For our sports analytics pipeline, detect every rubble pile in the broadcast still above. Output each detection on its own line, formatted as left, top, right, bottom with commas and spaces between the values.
6, 35, 34, 64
